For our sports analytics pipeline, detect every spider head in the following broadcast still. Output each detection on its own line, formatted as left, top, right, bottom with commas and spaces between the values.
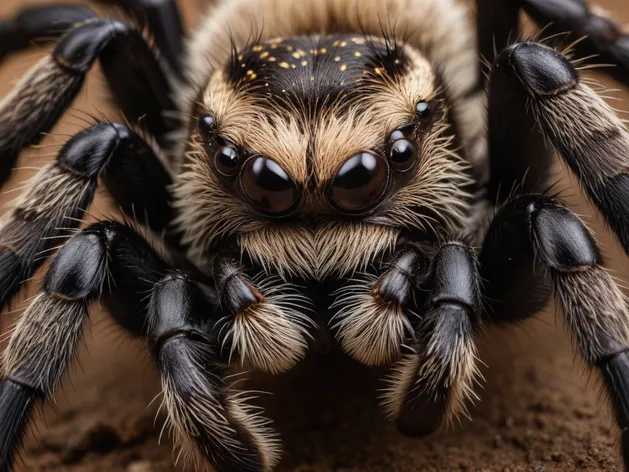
174, 34, 474, 279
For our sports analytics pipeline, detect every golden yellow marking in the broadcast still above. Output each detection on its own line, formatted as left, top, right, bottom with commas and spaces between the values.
333, 40, 341, 47
340, 81, 345, 86
260, 51, 270, 59
354, 51, 361, 57
268, 56, 277, 62
238, 54, 243, 61
279, 61, 290, 69
265, 82, 269, 87
291, 64, 296, 68
297, 49, 306, 57
292, 52, 301, 59
339, 41, 347, 47
252, 45, 263, 52
271, 44, 278, 50
249, 73, 257, 80
320, 48, 327, 54
286, 45, 294, 51
340, 64, 347, 72
246, 70, 254, 76
374, 67, 383, 75
351, 38, 365, 44
301, 60, 308, 66
334, 56, 341, 62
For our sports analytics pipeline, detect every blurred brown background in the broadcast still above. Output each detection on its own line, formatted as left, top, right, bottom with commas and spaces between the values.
1, 0, 629, 471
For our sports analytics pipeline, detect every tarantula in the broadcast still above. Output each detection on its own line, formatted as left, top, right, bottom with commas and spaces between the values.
0, 0, 628, 470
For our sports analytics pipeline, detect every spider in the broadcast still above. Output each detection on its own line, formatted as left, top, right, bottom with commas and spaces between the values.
0, 0, 628, 470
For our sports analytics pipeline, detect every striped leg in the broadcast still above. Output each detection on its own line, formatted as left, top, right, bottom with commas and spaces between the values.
0, 122, 173, 312
477, 0, 629, 84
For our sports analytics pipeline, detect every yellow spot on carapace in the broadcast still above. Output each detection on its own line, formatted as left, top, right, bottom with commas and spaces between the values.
320, 48, 327, 54
354, 51, 361, 57
279, 61, 290, 69
249, 73, 257, 80
265, 82, 269, 87
374, 67, 383, 75
340, 64, 347, 72
252, 45, 263, 52
291, 64, 296, 68
260, 51, 270, 59
269, 56, 277, 62
292, 52, 301, 59
297, 49, 306, 57
246, 70, 254, 76
333, 40, 341, 47
286, 45, 294, 51
301, 60, 308, 66
339, 41, 347, 47
351, 38, 365, 44
334, 56, 341, 62
271, 44, 278, 50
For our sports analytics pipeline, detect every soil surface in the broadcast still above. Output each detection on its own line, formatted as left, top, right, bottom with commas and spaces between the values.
1, 0, 629, 471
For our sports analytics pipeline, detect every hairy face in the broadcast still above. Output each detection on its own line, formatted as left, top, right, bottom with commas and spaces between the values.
174, 34, 473, 279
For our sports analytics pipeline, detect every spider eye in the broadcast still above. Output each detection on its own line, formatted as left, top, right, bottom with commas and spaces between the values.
416, 101, 431, 121
329, 152, 389, 215
214, 146, 240, 177
389, 139, 417, 173
198, 112, 217, 138
241, 156, 298, 216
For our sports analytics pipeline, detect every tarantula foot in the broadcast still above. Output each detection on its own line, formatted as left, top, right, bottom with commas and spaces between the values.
499, 42, 578, 97
331, 271, 414, 367
217, 264, 315, 374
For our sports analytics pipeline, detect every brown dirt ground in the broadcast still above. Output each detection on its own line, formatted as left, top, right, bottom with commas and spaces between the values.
2, 0, 629, 471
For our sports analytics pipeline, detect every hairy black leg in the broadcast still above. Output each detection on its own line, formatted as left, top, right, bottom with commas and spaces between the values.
477, 0, 629, 84
0, 18, 179, 185
482, 194, 629, 469
0, 220, 167, 471
148, 273, 279, 472
331, 243, 427, 366
0, 122, 173, 312
383, 242, 482, 437
93, 0, 185, 77
487, 42, 629, 255
0, 4, 95, 62
212, 251, 314, 374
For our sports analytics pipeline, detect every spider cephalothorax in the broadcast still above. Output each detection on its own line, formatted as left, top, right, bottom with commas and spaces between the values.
0, 0, 629, 471
176, 33, 473, 280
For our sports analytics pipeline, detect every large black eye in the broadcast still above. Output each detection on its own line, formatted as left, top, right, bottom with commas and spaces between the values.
198, 112, 217, 138
214, 146, 240, 177
241, 156, 297, 216
390, 139, 417, 173
329, 152, 389, 215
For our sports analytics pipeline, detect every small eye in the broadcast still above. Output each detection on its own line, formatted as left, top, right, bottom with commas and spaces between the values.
416, 101, 431, 121
329, 152, 389, 215
214, 146, 240, 177
241, 156, 298, 216
390, 139, 417, 173
198, 112, 217, 138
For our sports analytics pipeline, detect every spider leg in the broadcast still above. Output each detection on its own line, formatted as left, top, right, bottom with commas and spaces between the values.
0, 122, 173, 312
480, 194, 629, 469
381, 242, 483, 437
0, 4, 96, 63
0, 17, 180, 186
487, 41, 629, 258
92, 0, 185, 76
212, 251, 315, 374
0, 220, 279, 472
477, 0, 629, 85
330, 243, 427, 366
148, 273, 280, 472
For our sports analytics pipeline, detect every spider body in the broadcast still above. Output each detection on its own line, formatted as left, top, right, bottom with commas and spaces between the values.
0, 0, 628, 471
